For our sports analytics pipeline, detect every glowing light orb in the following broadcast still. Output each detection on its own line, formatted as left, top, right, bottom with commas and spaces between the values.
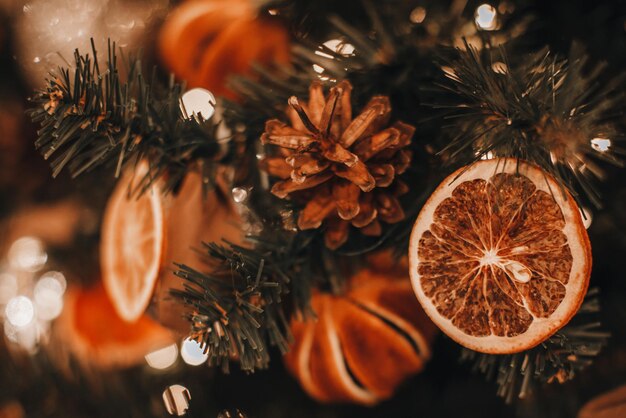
0, 273, 18, 305
5, 296, 35, 327
410, 7, 427, 24
8, 237, 47, 272
180, 338, 208, 366
145, 343, 179, 370
180, 88, 216, 120
162, 384, 191, 416
475, 4, 498, 31
591, 138, 611, 153
34, 275, 65, 321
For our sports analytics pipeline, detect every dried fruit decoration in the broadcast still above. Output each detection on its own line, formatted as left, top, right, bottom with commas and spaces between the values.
260, 81, 415, 249
409, 158, 591, 354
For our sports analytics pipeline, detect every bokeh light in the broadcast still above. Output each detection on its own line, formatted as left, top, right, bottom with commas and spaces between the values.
162, 384, 191, 416
180, 338, 208, 366
5, 296, 35, 327
410, 7, 427, 24
0, 273, 18, 305
180, 88, 216, 120
145, 343, 179, 370
474, 4, 498, 31
591, 137, 611, 152
8, 237, 47, 272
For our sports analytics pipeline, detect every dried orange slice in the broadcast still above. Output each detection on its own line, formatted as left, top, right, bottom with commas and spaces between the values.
409, 158, 591, 354
101, 163, 164, 322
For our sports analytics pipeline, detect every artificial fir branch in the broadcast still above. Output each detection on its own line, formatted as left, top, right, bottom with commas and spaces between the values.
436, 41, 626, 208
460, 288, 609, 404
27, 40, 231, 194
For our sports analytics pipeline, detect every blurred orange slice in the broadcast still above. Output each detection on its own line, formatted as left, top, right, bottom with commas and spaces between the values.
101, 163, 165, 322
57, 284, 172, 369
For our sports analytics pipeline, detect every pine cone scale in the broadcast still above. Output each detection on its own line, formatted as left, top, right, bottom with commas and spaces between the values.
332, 162, 376, 192
261, 120, 317, 149
332, 181, 361, 220
298, 189, 336, 229
351, 194, 378, 228
271, 172, 334, 198
339, 102, 388, 148
370, 164, 395, 187
352, 128, 401, 161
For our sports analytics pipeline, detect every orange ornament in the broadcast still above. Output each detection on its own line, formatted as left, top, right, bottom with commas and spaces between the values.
54, 284, 173, 369
158, 0, 291, 100
100, 161, 244, 331
101, 162, 165, 323
283, 267, 437, 405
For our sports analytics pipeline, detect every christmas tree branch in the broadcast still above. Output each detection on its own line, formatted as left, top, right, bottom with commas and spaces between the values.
170, 229, 333, 372
27, 39, 231, 194
436, 41, 626, 208
460, 288, 609, 404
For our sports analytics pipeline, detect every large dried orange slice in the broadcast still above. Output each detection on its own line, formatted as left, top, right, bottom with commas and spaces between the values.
101, 163, 164, 322
409, 158, 591, 354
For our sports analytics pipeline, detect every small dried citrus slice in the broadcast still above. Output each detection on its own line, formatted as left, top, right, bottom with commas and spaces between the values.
409, 158, 591, 354
101, 163, 164, 322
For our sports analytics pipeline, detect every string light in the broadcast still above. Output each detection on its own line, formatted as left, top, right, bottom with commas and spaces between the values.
474, 4, 498, 31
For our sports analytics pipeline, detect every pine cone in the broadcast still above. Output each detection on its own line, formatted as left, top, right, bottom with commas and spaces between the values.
260, 80, 414, 249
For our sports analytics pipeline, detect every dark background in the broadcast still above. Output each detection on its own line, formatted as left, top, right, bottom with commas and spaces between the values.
1, 1, 626, 417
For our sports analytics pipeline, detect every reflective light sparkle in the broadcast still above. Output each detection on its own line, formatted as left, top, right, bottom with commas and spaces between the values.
231, 187, 248, 203
580, 207, 593, 229
322, 39, 355, 57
